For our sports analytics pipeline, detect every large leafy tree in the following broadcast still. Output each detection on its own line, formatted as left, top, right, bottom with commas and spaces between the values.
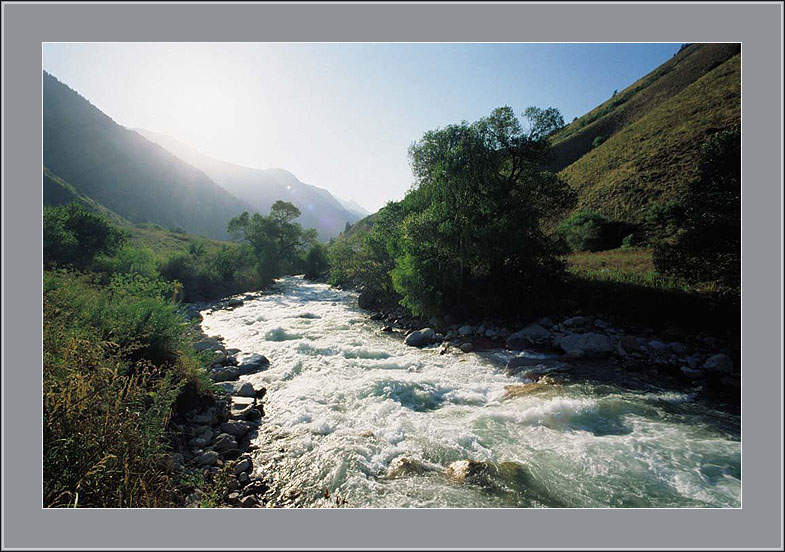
392, 106, 574, 317
43, 203, 127, 269
228, 201, 317, 285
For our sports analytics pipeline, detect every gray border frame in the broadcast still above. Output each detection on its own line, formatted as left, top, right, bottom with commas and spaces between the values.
2, 2, 782, 550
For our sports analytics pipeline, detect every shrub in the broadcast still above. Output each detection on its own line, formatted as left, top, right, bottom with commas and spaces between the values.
44, 203, 127, 269
557, 211, 614, 252
592, 135, 607, 148
304, 243, 329, 280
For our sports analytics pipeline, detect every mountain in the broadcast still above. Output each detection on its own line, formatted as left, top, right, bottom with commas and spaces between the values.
335, 196, 370, 219
135, 130, 363, 241
548, 43, 741, 225
43, 72, 251, 240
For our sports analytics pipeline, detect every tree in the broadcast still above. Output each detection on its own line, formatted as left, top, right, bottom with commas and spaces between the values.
227, 201, 317, 285
653, 125, 740, 291
43, 203, 126, 269
393, 106, 574, 317
304, 243, 329, 280
523, 106, 566, 140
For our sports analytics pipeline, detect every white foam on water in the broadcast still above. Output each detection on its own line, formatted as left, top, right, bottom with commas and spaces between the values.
201, 276, 741, 508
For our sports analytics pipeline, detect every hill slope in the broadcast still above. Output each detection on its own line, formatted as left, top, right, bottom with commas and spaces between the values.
135, 130, 363, 241
550, 43, 741, 225
43, 72, 251, 240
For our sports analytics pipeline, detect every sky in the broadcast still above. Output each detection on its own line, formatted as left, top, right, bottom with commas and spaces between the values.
42, 42, 681, 212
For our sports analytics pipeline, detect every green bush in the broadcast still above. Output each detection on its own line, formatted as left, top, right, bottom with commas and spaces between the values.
592, 135, 607, 148
304, 243, 329, 280
557, 211, 614, 252
44, 203, 127, 269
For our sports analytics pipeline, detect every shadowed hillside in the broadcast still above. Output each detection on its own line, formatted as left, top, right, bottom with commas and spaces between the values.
43, 72, 251, 240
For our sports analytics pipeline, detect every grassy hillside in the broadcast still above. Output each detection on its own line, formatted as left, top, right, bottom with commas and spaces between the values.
551, 44, 740, 225
43, 72, 251, 240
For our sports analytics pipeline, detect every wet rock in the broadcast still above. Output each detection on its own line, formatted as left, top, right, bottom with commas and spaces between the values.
191, 413, 213, 425
505, 356, 564, 377
194, 337, 224, 352
458, 325, 474, 336
648, 340, 668, 351
460, 342, 474, 353
680, 366, 704, 379
238, 472, 250, 485
381, 326, 393, 332
556, 333, 613, 358
239, 495, 259, 508
211, 367, 241, 383
385, 457, 432, 479
404, 330, 433, 347
506, 323, 552, 350
704, 354, 734, 375
217, 381, 255, 397
235, 353, 269, 375
234, 458, 252, 475
562, 316, 587, 328
620, 335, 640, 353
502, 383, 562, 399
669, 342, 687, 355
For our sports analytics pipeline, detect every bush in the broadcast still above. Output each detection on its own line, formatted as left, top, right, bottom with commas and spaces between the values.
592, 135, 607, 148
304, 243, 329, 280
557, 211, 614, 252
653, 125, 740, 291
44, 203, 127, 269
43, 270, 208, 507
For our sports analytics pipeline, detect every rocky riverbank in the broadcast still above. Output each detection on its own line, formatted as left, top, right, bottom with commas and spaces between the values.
363, 297, 740, 409
169, 292, 274, 508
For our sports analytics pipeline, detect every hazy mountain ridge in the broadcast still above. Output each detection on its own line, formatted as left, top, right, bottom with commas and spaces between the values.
135, 130, 363, 241
43, 71, 251, 240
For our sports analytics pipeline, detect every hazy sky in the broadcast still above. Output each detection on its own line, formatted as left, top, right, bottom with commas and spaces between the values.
43, 42, 681, 212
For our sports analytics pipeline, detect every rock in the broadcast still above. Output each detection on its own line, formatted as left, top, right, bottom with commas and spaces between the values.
420, 328, 436, 340
648, 340, 668, 351
669, 342, 687, 355
505, 324, 552, 350
460, 342, 474, 353
221, 421, 253, 437
562, 316, 587, 328
193, 425, 211, 435
703, 354, 734, 375
213, 433, 238, 452
484, 328, 498, 338
680, 366, 704, 379
458, 325, 474, 336
621, 335, 640, 353
502, 382, 562, 399
195, 450, 219, 467
193, 337, 223, 352
381, 326, 393, 333
386, 457, 432, 479
227, 491, 241, 503
246, 407, 263, 421
191, 414, 213, 425
239, 495, 259, 508
211, 367, 240, 383
235, 353, 269, 375
217, 381, 255, 397
562, 349, 585, 361
538, 317, 553, 327
556, 333, 613, 358
238, 472, 250, 485
234, 458, 252, 475
404, 330, 433, 347
594, 319, 608, 329
505, 356, 564, 377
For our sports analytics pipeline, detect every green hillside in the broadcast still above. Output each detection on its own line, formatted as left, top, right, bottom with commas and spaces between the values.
43, 72, 251, 240
551, 43, 740, 225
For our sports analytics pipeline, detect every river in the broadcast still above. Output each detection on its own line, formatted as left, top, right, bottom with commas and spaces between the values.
201, 276, 741, 508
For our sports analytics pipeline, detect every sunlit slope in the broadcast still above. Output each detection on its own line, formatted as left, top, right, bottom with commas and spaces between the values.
556, 49, 740, 223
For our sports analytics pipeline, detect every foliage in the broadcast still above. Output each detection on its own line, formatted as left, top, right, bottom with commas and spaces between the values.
330, 106, 574, 318
591, 135, 607, 149
304, 243, 330, 280
228, 200, 318, 286
523, 106, 566, 140
653, 125, 740, 292
557, 210, 614, 252
43, 270, 209, 507
44, 203, 127, 269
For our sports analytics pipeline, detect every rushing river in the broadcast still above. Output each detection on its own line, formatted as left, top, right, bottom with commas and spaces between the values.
201, 276, 741, 508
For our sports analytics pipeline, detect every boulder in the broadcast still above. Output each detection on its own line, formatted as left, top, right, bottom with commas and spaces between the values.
234, 458, 252, 475
505, 357, 566, 377
239, 495, 259, 508
217, 381, 255, 397
195, 450, 219, 467
703, 354, 734, 375
385, 457, 433, 479
505, 324, 552, 350
458, 325, 474, 336
404, 330, 433, 347
680, 366, 704, 379
220, 420, 254, 437
211, 366, 240, 383
213, 433, 238, 452
235, 353, 269, 375
620, 335, 640, 353
562, 316, 587, 328
460, 342, 474, 353
556, 333, 613, 358
194, 337, 223, 352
